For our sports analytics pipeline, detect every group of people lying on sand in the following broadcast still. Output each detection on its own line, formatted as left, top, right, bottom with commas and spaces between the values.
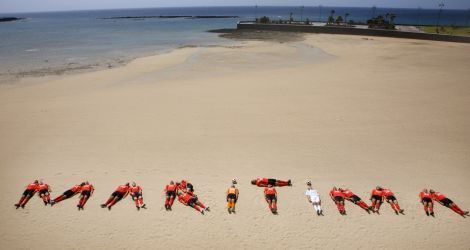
14, 178, 469, 218
328, 186, 403, 215
305, 184, 468, 217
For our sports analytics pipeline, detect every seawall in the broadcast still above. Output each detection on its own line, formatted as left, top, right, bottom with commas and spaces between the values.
237, 22, 470, 43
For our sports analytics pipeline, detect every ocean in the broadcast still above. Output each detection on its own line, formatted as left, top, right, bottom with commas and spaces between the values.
1, 6, 469, 78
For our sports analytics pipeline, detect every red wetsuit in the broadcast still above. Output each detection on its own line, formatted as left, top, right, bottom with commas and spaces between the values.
264, 187, 277, 195
103, 185, 129, 208
431, 192, 446, 201
52, 184, 82, 203
341, 189, 369, 211
78, 184, 94, 208
130, 186, 142, 194
330, 189, 345, 214
27, 183, 39, 191
342, 189, 355, 199
371, 189, 383, 197
165, 184, 177, 209
254, 178, 290, 187
256, 178, 270, 187
16, 182, 39, 207
382, 189, 401, 213
37, 183, 51, 204
166, 184, 177, 192
420, 192, 432, 200
130, 186, 144, 207
330, 190, 345, 198
177, 180, 188, 191
70, 184, 82, 194
382, 189, 394, 197
38, 183, 49, 192
115, 185, 129, 193
81, 184, 93, 192
420, 191, 433, 215
432, 192, 466, 216
264, 187, 277, 210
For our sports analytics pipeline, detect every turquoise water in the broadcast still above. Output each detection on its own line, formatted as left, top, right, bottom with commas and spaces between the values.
1, 7, 468, 77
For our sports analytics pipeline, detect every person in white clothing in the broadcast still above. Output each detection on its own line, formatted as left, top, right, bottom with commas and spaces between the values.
305, 181, 323, 216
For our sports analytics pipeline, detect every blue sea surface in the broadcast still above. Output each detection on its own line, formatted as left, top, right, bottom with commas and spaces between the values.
1, 6, 469, 77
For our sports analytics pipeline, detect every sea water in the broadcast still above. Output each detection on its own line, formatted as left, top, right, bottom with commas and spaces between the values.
1, 6, 468, 78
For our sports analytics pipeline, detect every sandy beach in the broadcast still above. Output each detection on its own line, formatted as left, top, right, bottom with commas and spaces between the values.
1, 33, 469, 249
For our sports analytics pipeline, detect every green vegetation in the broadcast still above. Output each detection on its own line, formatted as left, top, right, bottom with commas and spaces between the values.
367, 14, 396, 30
421, 26, 470, 37
257, 16, 270, 24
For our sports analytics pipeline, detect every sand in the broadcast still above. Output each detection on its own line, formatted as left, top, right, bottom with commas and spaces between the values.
0, 34, 469, 249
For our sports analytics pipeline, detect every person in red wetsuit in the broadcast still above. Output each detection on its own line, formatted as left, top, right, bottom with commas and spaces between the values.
330, 187, 346, 215
101, 183, 130, 210
251, 178, 292, 187
264, 184, 278, 214
339, 188, 370, 214
37, 180, 52, 206
77, 181, 94, 210
15, 180, 39, 209
177, 189, 209, 215
130, 182, 146, 210
382, 187, 404, 215
51, 182, 85, 206
369, 186, 383, 214
164, 181, 177, 211
430, 189, 469, 217
419, 189, 434, 217
176, 179, 194, 193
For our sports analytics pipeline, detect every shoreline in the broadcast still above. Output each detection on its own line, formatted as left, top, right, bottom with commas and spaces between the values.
0, 31, 307, 85
1, 33, 469, 249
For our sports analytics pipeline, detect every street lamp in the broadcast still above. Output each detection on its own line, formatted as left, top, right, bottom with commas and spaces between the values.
319, 5, 322, 22
416, 7, 421, 25
466, 8, 470, 27
300, 5, 304, 22
371, 6, 377, 18
436, 2, 444, 33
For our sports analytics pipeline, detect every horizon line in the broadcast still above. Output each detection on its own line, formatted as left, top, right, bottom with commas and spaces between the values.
1, 5, 468, 15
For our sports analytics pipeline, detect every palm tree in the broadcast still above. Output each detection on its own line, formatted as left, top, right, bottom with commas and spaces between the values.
327, 15, 334, 24
327, 9, 335, 25
390, 13, 396, 24
345, 13, 350, 23
336, 16, 343, 25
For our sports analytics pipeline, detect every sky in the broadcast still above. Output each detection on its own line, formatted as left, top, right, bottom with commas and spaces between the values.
1, 0, 469, 14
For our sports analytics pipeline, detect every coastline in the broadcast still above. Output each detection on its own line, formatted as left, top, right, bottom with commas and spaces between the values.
0, 30, 308, 85
1, 34, 470, 249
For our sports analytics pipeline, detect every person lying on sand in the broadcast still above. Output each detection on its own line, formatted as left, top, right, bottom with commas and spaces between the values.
100, 183, 130, 210
264, 184, 278, 214
129, 182, 146, 211
382, 187, 405, 215
226, 183, 239, 214
14, 180, 39, 209
430, 189, 469, 217
330, 187, 346, 215
251, 178, 291, 187
37, 180, 52, 206
164, 181, 177, 211
305, 181, 323, 216
77, 181, 94, 210
419, 189, 434, 217
177, 189, 209, 215
339, 188, 370, 214
369, 186, 384, 214
51, 182, 84, 206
